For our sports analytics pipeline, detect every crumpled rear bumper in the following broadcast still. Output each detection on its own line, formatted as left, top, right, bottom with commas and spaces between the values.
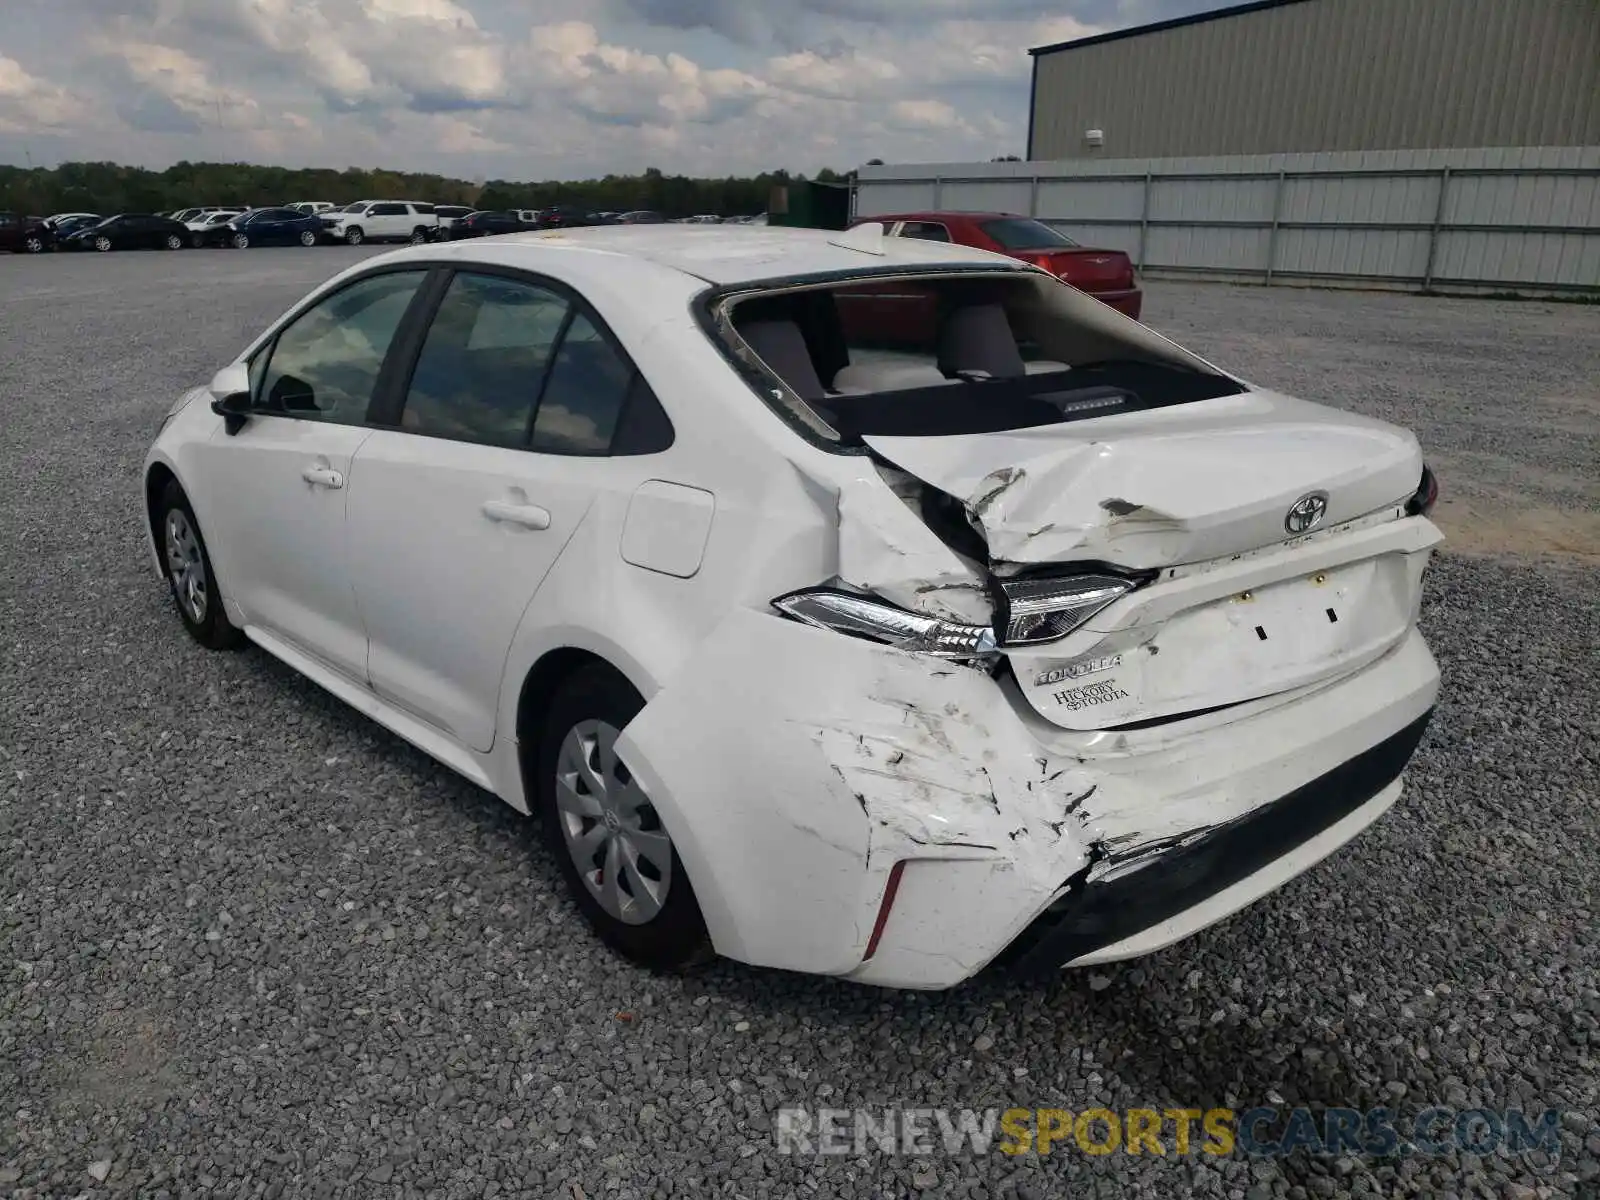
998, 707, 1431, 976
616, 606, 1438, 990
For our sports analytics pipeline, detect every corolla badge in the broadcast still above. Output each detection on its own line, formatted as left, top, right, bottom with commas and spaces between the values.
1284, 491, 1330, 534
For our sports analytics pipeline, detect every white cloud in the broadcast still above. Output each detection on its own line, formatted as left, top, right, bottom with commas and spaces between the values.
0, 0, 1212, 176
0, 54, 85, 131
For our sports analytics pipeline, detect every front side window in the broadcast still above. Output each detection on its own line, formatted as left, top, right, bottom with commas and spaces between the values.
401, 272, 570, 446
254, 271, 426, 425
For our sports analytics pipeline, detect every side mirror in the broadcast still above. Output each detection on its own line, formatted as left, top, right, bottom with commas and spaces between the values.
208, 364, 254, 435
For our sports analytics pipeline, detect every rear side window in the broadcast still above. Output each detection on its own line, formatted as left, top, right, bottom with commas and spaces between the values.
402, 273, 569, 446
531, 312, 632, 454
398, 271, 673, 455
898, 222, 951, 243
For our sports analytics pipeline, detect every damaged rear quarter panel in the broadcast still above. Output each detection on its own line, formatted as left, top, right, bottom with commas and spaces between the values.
615, 606, 1099, 977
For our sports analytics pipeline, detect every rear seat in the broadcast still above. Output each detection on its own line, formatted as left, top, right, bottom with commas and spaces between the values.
938, 303, 1068, 379
831, 360, 955, 395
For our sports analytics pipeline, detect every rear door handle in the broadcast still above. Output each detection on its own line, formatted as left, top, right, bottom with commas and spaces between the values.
482, 499, 551, 530
302, 465, 344, 489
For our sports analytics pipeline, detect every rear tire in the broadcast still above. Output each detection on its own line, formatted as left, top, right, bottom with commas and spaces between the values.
164, 233, 182, 250
156, 479, 245, 651
535, 665, 712, 972
299, 230, 317, 247
409, 227, 429, 244
94, 236, 112, 252
23, 234, 45, 253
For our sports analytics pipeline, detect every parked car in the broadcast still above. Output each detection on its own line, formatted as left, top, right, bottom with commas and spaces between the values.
446, 210, 529, 239
320, 201, 438, 245
44, 214, 103, 241
61, 214, 191, 252
851, 211, 1142, 319
199, 207, 325, 249
615, 210, 667, 224
682, 214, 722, 224
0, 212, 54, 253
184, 211, 244, 245
142, 225, 1441, 990
287, 202, 336, 215
533, 203, 598, 229
431, 205, 475, 240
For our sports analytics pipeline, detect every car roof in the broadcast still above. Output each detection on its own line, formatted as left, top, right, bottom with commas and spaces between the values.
409, 224, 1022, 286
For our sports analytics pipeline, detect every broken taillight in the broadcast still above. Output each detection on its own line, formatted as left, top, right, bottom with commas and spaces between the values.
994, 574, 1135, 647
1406, 464, 1439, 517
772, 588, 998, 661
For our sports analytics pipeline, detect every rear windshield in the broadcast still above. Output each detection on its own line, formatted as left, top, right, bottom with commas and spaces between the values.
718, 272, 1242, 446
979, 218, 1078, 250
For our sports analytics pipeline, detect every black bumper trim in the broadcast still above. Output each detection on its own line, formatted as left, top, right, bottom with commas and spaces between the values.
1000, 707, 1434, 977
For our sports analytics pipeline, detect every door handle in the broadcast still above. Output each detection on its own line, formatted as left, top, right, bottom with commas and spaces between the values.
481, 499, 551, 530
302, 465, 345, 489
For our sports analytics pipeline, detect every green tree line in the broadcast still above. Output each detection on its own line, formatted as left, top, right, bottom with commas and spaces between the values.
0, 160, 853, 218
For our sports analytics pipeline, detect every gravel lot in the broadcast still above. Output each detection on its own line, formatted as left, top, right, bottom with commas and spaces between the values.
2, 249, 1597, 1199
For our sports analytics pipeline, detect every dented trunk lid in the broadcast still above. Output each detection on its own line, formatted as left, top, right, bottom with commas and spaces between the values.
864, 387, 1433, 731
862, 388, 1423, 570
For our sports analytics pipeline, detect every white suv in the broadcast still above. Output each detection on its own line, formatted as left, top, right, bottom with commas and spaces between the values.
320, 201, 438, 246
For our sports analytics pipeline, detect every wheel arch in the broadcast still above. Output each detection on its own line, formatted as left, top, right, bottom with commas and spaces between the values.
513, 647, 640, 812
143, 460, 180, 561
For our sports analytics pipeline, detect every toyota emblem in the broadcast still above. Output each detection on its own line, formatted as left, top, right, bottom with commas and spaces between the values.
1284, 491, 1330, 534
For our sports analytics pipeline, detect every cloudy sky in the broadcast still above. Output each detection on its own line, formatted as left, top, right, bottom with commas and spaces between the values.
0, 0, 1229, 180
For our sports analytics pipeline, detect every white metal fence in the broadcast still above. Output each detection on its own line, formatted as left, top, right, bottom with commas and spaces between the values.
854, 147, 1600, 296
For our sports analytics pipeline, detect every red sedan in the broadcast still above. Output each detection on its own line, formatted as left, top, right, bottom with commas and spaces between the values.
851, 211, 1143, 320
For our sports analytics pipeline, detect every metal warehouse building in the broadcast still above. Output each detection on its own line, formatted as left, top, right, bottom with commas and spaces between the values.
1026, 0, 1600, 161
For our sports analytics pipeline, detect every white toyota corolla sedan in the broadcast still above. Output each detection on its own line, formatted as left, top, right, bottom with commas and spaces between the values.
143, 225, 1442, 989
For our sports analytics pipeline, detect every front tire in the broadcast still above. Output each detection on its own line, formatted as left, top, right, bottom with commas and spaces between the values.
344, 226, 364, 246
23, 234, 45, 253
535, 666, 711, 971
231, 232, 250, 250
156, 480, 244, 650
94, 236, 112, 252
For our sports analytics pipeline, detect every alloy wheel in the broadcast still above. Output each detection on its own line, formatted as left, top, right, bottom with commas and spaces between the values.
24, 235, 44, 253
94, 236, 111, 252
164, 509, 208, 624
299, 230, 316, 246
232, 233, 249, 250
553, 719, 672, 925
165, 234, 181, 250
345, 228, 363, 245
